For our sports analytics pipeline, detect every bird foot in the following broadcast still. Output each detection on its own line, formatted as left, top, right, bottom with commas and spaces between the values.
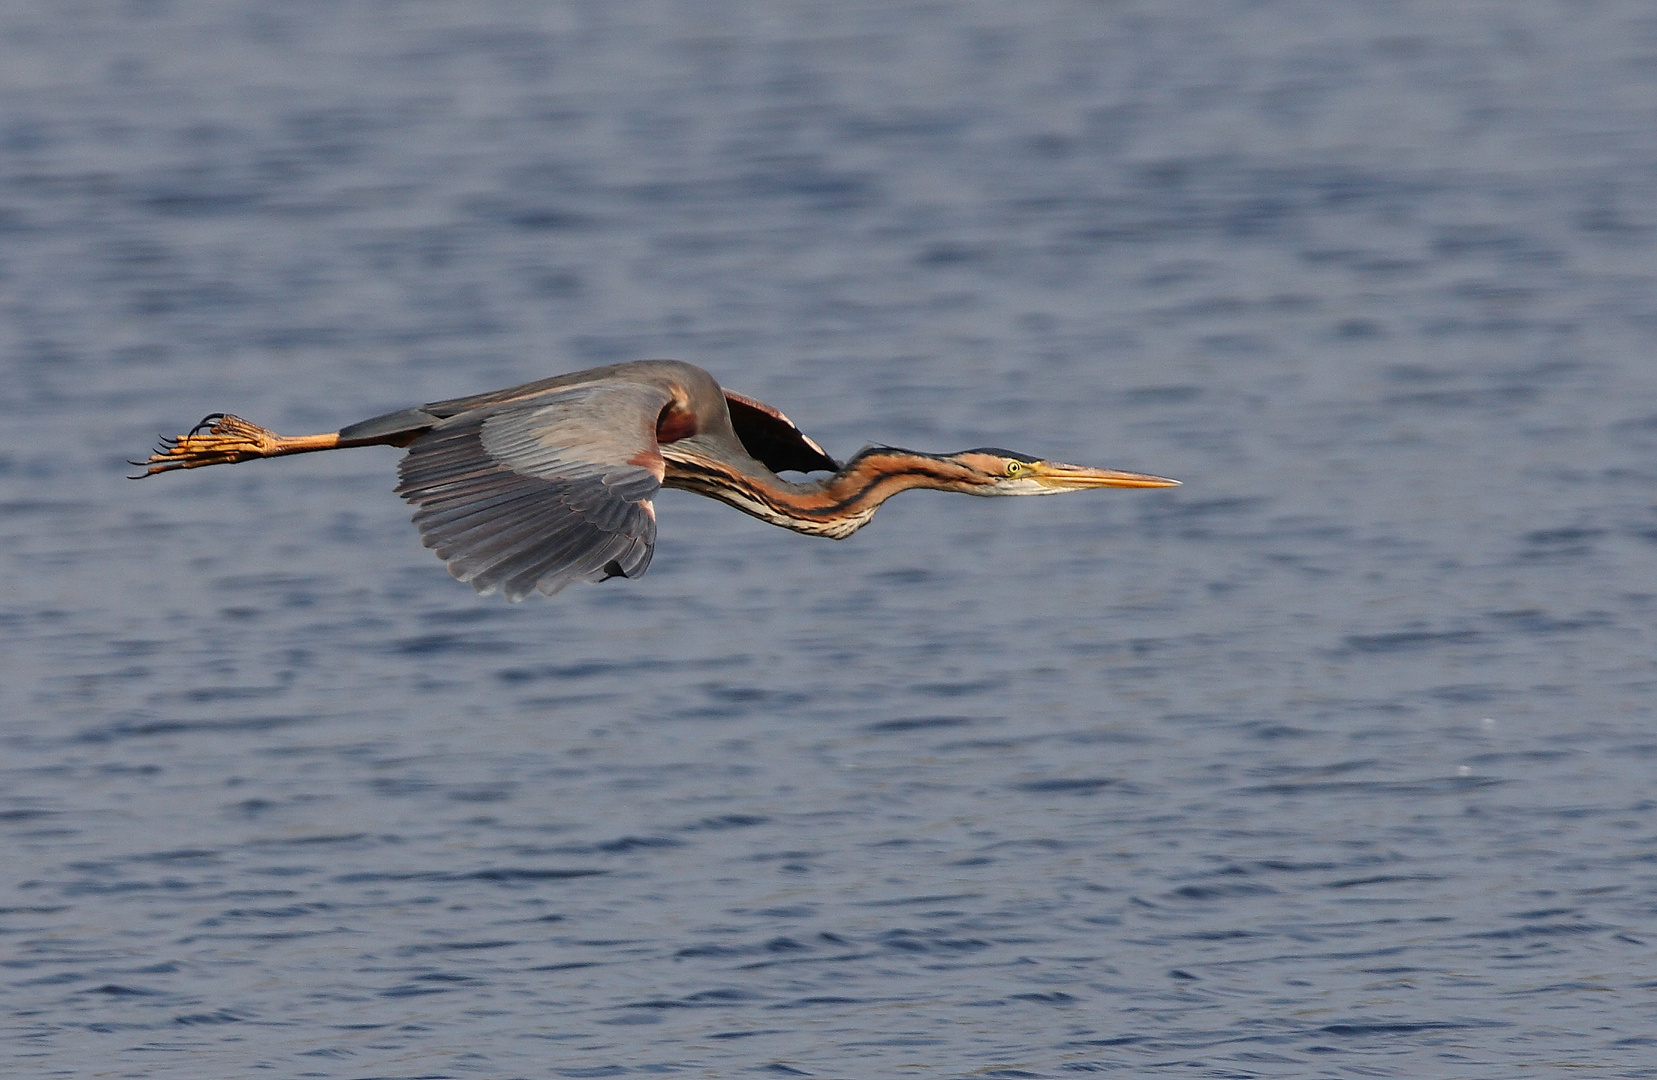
131, 414, 282, 477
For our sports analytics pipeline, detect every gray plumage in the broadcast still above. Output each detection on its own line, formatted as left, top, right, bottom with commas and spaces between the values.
395, 383, 671, 600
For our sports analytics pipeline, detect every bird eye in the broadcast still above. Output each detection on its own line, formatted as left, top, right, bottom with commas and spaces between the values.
1005, 461, 1024, 475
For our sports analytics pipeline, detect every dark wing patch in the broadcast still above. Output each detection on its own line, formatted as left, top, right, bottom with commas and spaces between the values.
395, 384, 670, 600
724, 390, 839, 474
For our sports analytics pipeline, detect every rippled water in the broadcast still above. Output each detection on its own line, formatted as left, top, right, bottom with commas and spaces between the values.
4, 3, 1657, 1077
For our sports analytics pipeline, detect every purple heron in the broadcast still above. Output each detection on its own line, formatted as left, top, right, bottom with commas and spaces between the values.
136, 360, 1178, 601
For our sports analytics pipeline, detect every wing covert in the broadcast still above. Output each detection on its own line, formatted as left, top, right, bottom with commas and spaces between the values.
723, 390, 839, 474
395, 383, 671, 600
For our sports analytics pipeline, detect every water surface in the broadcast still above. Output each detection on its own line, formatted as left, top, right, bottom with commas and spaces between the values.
3, 3, 1657, 1077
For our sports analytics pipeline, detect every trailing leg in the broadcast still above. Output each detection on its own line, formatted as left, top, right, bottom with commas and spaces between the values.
133, 414, 342, 476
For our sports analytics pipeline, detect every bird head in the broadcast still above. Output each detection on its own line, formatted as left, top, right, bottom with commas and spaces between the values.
945, 448, 1180, 496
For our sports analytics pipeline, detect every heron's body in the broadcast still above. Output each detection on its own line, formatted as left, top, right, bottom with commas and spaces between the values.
138, 360, 1178, 600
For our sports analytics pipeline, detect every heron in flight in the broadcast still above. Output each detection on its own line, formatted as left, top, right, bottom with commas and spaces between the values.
136, 360, 1178, 601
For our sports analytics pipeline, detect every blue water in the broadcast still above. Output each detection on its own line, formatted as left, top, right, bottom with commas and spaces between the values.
4, 3, 1657, 1077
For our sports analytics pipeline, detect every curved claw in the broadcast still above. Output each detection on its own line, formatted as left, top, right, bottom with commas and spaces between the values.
131, 413, 281, 477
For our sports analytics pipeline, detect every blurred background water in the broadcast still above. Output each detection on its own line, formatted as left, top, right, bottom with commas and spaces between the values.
2, 2, 1657, 1077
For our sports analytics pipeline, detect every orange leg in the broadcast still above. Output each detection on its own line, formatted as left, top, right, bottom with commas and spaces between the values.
132, 414, 341, 477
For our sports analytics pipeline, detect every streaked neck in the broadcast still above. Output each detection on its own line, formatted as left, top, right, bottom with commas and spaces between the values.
663, 447, 973, 538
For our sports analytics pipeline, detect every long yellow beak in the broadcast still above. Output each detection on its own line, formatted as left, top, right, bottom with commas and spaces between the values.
1029, 461, 1181, 489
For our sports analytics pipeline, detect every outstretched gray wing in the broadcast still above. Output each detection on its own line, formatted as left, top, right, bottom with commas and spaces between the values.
395, 383, 671, 601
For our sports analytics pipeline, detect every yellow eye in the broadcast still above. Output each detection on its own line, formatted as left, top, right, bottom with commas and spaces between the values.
1006, 460, 1024, 476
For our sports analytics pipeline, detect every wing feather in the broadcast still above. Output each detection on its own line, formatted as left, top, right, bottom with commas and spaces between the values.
395, 382, 670, 600
723, 390, 839, 474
